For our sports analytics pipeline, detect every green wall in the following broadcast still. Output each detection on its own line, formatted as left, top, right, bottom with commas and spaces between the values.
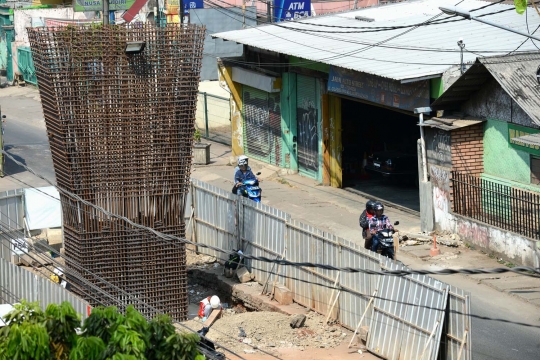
483, 118, 533, 187
281, 72, 298, 171
430, 78, 444, 99
289, 56, 329, 73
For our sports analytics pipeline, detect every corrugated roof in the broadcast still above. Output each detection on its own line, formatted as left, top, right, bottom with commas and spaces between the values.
480, 53, 540, 126
421, 116, 485, 131
513, 133, 540, 147
212, 0, 540, 81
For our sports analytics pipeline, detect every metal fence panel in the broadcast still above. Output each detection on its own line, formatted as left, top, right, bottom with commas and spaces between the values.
439, 286, 472, 360
241, 197, 289, 284
196, 92, 231, 146
339, 238, 382, 330
0, 258, 89, 320
0, 189, 24, 261
191, 179, 236, 262
367, 261, 411, 360
187, 179, 470, 360
399, 275, 448, 360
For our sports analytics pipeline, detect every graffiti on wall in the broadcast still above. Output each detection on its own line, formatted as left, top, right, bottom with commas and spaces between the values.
425, 128, 452, 168
431, 165, 452, 230
297, 98, 319, 172
457, 218, 489, 248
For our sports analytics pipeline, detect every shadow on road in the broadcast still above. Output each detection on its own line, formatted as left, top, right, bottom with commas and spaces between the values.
2, 146, 29, 176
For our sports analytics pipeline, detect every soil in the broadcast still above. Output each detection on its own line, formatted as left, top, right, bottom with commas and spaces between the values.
182, 310, 348, 356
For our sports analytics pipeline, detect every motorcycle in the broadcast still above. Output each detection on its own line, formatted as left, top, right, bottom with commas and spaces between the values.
237, 172, 262, 202
375, 221, 399, 260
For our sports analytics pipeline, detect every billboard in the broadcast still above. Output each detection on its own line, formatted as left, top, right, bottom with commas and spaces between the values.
74, 0, 136, 12
273, 0, 310, 22
167, 0, 203, 15
327, 66, 430, 112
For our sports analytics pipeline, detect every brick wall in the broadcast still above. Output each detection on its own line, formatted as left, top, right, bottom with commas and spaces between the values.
451, 123, 484, 175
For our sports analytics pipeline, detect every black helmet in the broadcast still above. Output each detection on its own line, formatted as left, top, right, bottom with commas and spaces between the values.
366, 200, 376, 211
374, 202, 384, 213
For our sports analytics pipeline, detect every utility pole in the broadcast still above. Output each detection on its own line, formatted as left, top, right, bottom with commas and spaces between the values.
180, 0, 184, 24
267, 1, 272, 23
457, 39, 465, 75
242, 0, 246, 28
103, 0, 109, 25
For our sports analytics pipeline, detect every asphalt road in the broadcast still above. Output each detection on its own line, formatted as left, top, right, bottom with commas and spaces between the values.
1, 86, 540, 360
0, 89, 55, 192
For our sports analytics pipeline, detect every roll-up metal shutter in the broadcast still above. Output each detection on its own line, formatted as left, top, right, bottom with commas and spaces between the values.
296, 75, 320, 178
242, 86, 281, 166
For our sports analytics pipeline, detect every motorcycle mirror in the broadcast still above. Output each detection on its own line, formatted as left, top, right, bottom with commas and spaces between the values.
394, 221, 399, 226
1, 115, 5, 119
256, 172, 261, 175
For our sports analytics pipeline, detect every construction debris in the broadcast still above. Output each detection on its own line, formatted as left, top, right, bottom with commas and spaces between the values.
27, 24, 205, 321
290, 314, 307, 328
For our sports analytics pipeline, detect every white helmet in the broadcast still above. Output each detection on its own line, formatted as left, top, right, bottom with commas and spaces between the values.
238, 155, 248, 166
210, 295, 220, 309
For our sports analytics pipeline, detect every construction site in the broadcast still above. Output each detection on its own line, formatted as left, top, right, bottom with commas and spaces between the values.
27, 23, 205, 321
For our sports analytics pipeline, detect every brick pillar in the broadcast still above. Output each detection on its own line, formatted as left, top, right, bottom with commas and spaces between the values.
450, 123, 484, 214
451, 123, 484, 175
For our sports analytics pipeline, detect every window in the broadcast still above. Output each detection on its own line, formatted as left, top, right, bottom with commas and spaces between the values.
530, 155, 540, 185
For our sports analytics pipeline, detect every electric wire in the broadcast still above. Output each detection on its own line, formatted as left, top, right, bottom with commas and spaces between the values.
1, 191, 539, 332
1, 148, 539, 278
203, 0, 540, 68
0, 233, 253, 360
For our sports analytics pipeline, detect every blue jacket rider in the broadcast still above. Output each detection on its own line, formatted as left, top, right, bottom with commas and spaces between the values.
234, 155, 258, 195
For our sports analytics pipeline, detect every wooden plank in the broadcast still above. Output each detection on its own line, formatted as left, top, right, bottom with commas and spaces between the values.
203, 308, 222, 327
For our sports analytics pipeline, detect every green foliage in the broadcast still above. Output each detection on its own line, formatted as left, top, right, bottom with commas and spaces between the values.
82, 306, 125, 344
165, 332, 201, 360
1, 301, 205, 360
2, 299, 45, 327
146, 314, 176, 360
45, 302, 82, 359
69, 336, 106, 360
194, 128, 202, 143
1, 322, 50, 360
515, 0, 527, 14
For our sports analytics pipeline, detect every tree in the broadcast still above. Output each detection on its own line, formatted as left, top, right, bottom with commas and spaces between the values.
0, 301, 204, 360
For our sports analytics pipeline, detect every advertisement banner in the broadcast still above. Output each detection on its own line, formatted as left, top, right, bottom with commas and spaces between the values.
167, 0, 203, 15
273, 0, 310, 22
327, 66, 430, 112
74, 0, 136, 12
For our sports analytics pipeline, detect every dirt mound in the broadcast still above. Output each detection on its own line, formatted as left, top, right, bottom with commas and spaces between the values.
183, 310, 347, 355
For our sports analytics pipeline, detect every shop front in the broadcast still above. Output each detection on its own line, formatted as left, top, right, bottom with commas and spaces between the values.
326, 66, 431, 208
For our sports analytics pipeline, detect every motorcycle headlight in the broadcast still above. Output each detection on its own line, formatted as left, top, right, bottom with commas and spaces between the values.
386, 159, 392, 166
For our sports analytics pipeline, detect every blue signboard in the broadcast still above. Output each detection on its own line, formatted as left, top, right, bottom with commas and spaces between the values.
184, 0, 203, 14
327, 66, 430, 112
274, 0, 311, 22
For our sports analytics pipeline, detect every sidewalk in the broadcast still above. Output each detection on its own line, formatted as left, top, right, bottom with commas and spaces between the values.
192, 140, 540, 308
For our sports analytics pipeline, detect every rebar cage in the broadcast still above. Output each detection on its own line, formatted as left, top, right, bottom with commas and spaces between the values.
28, 24, 205, 320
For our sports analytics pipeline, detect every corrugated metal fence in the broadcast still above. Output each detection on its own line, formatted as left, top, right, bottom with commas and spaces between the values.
0, 257, 90, 320
188, 179, 472, 360
0, 189, 24, 262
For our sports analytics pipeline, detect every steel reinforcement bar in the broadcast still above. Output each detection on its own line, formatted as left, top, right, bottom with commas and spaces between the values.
27, 24, 205, 321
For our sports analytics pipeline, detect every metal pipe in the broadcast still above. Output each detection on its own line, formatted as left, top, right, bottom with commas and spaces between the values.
103, 0, 109, 25
419, 112, 428, 182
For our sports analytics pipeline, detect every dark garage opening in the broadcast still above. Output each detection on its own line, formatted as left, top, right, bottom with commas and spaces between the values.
340, 98, 420, 211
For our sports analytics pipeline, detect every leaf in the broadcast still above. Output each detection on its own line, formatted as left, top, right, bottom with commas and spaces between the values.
515, 0, 527, 14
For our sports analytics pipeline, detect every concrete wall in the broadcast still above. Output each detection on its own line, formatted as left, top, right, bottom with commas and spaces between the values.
12, 8, 89, 74
429, 164, 537, 266
191, 7, 256, 81
484, 118, 530, 184
461, 78, 536, 128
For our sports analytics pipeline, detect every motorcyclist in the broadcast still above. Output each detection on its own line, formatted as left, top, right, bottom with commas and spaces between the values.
359, 200, 376, 250
368, 202, 394, 253
234, 155, 260, 195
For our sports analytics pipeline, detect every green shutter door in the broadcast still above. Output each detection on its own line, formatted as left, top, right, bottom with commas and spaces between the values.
296, 75, 320, 179
242, 86, 281, 166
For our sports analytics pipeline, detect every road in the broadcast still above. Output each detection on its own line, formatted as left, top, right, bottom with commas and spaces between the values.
1, 85, 539, 360
0, 87, 55, 192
